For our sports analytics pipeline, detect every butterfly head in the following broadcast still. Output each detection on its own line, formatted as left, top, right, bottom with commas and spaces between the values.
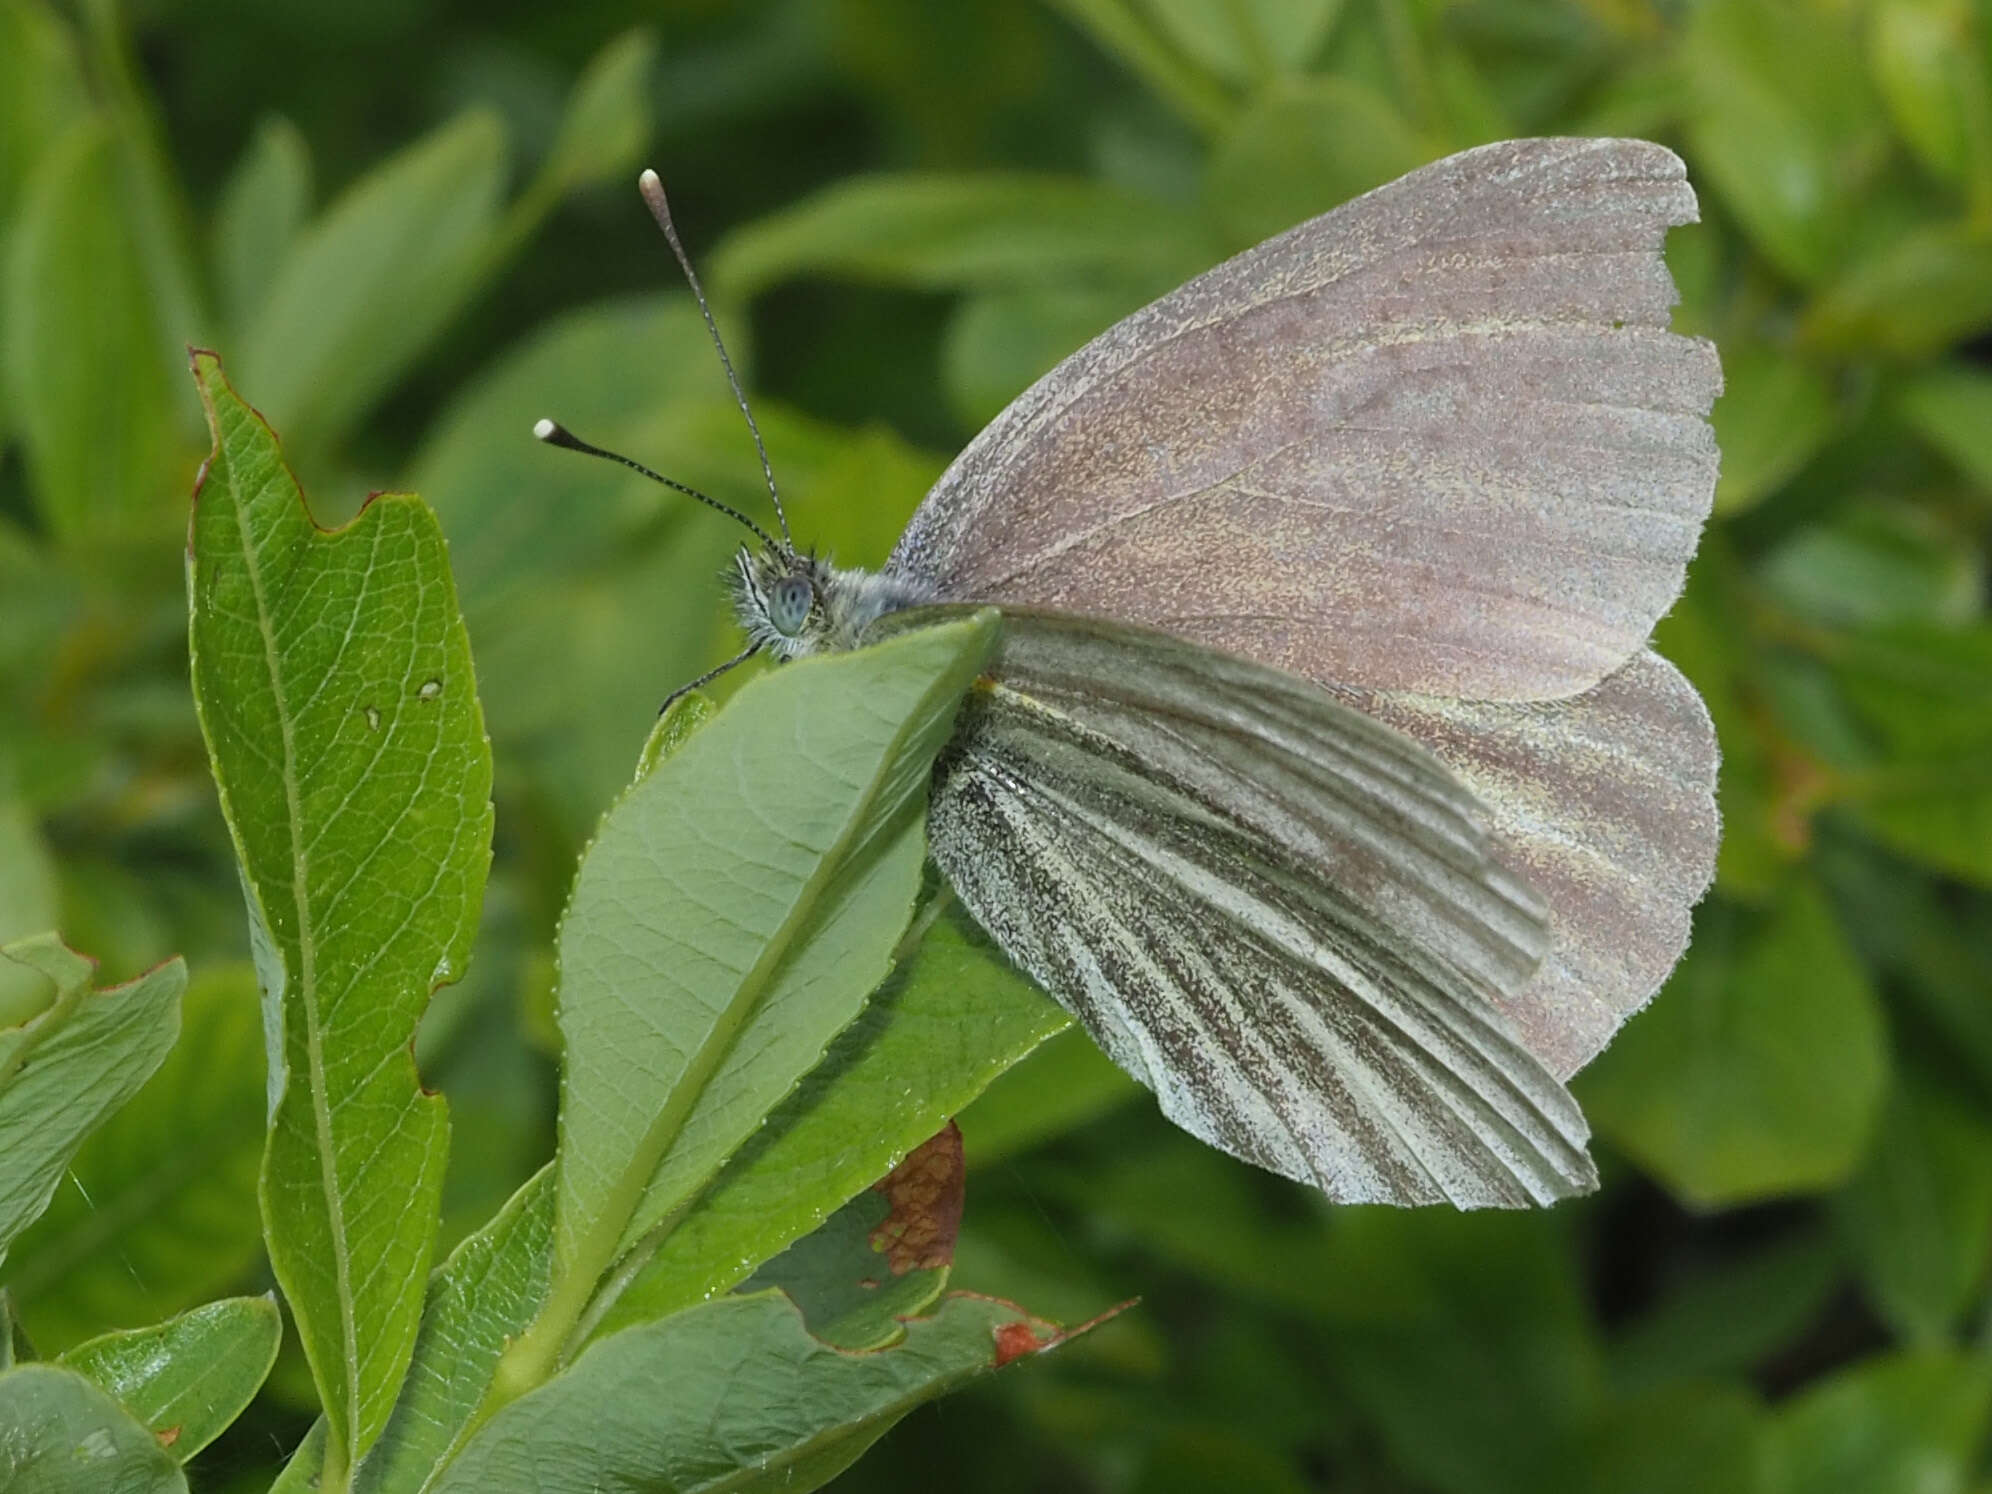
732, 545, 829, 660
730, 542, 934, 661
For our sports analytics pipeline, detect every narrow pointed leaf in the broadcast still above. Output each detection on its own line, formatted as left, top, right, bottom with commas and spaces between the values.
212, 116, 312, 335
0, 935, 183, 1259
186, 352, 494, 1465
3, 122, 193, 546
0, 0, 89, 226
0, 1364, 187, 1494
711, 173, 1209, 302
433, 1290, 1068, 1494
534, 29, 656, 199
1142, 0, 1338, 84
57, 1296, 281, 1462
550, 616, 996, 1311
269, 1423, 328, 1494
236, 112, 506, 458
596, 898, 1064, 1336
352, 1168, 555, 1494
8, 965, 263, 1356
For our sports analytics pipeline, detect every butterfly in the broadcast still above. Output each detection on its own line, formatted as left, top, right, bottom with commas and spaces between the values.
540, 137, 1722, 1208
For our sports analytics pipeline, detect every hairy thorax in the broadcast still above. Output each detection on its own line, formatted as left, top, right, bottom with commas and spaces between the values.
728, 545, 936, 661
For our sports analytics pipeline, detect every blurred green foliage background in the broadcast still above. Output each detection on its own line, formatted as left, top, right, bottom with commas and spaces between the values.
3, 0, 1992, 1488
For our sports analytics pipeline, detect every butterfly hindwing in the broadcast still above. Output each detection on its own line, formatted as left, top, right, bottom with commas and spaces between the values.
1330, 650, 1720, 1079
905, 607, 1597, 1207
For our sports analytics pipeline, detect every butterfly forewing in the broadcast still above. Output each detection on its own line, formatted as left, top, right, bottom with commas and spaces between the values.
889, 137, 1721, 704
898, 608, 1597, 1207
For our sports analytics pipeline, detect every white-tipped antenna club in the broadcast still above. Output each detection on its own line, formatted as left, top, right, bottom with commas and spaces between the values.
530, 416, 780, 551
637, 168, 793, 551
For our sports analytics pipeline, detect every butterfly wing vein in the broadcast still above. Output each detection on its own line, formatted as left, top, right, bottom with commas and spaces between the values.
922, 610, 1597, 1207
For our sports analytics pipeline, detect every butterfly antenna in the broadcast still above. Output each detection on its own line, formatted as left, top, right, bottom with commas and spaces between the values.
532, 419, 781, 552
638, 168, 793, 552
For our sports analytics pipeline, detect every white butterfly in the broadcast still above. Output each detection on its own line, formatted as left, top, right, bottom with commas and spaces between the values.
550, 137, 1722, 1207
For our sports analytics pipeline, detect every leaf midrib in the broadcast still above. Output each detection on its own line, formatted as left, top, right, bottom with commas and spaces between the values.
572, 694, 936, 1309
225, 417, 360, 1451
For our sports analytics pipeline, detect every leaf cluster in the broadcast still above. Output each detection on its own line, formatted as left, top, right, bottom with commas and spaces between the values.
3, 0, 1992, 1489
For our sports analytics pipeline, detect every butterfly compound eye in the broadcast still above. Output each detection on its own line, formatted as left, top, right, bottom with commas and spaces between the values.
769, 575, 814, 636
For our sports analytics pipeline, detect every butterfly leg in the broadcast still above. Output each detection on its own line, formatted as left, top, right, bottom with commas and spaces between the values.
658, 642, 760, 716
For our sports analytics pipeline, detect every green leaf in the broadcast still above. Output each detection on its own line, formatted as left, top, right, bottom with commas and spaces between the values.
1709, 344, 1834, 513
711, 172, 1209, 303
2, 121, 194, 546
1805, 223, 1992, 359
1139, 0, 1339, 85
1128, 1427, 1314, 1494
942, 283, 1153, 430
592, 894, 1064, 1340
1759, 503, 1981, 627
1768, 1351, 1992, 1494
742, 1126, 962, 1351
1836, 1083, 1992, 1344
448, 389, 950, 843
532, 29, 657, 201
0, 1363, 187, 1494
957, 1024, 1139, 1166
1684, 0, 1887, 284
527, 616, 997, 1373
351, 1169, 554, 1494
408, 295, 731, 615
1580, 886, 1888, 1206
1607, 1232, 1844, 1392
270, 1422, 328, 1494
235, 111, 507, 460
1828, 624, 1992, 884
632, 693, 715, 785
1651, 556, 1788, 895
1897, 364, 1992, 493
57, 1296, 281, 1463
76, 0, 214, 411
0, 0, 89, 229
186, 352, 495, 1469
436, 1290, 1067, 1494
1868, 0, 1992, 193
1819, 838, 1992, 1063
0, 800, 59, 1025
1311, 1210, 1603, 1494
1039, 0, 1235, 133
211, 116, 312, 336
1204, 76, 1425, 250
1565, 1381, 1770, 1494
6, 963, 263, 1356
0, 935, 183, 1261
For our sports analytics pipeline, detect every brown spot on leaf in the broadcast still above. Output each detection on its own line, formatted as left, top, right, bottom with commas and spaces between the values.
155, 1425, 182, 1449
992, 1320, 1047, 1367
870, 1121, 965, 1274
